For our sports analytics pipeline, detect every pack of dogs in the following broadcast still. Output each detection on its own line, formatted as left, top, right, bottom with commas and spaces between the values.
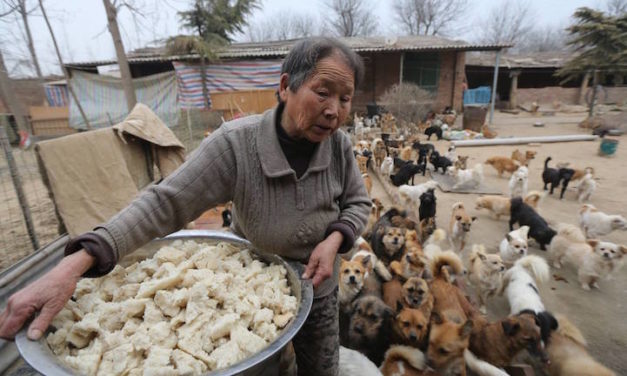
340, 130, 622, 375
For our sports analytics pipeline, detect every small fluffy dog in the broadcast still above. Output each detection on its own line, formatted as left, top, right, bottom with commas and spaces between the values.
338, 346, 382, 376
392, 306, 430, 349
549, 223, 626, 290
364, 199, 385, 238
449, 202, 477, 252
546, 314, 617, 376
380, 156, 394, 178
445, 145, 457, 162
356, 154, 369, 174
348, 295, 394, 365
398, 181, 439, 208
508, 166, 529, 198
579, 204, 627, 238
362, 173, 373, 196
339, 258, 367, 313
485, 156, 520, 177
451, 164, 484, 190
500, 255, 550, 315
499, 226, 530, 266
371, 208, 408, 264
510, 197, 556, 250
419, 189, 437, 222
468, 244, 506, 313
454, 155, 469, 170
511, 149, 537, 166
429, 151, 453, 174
576, 173, 596, 203
390, 246, 431, 281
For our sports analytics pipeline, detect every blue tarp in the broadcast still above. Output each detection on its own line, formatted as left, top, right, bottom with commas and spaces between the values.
463, 86, 491, 105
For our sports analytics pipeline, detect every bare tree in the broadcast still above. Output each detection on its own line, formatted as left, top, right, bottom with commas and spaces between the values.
102, 0, 137, 112
0, 49, 31, 133
392, 0, 468, 36
16, 0, 42, 78
325, 0, 378, 37
244, 11, 321, 42
477, 0, 535, 46
606, 0, 627, 15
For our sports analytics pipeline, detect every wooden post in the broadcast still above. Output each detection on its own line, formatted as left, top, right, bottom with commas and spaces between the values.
0, 120, 39, 251
509, 70, 521, 110
578, 71, 591, 105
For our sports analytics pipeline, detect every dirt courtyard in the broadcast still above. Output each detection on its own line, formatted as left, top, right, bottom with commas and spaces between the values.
371, 110, 626, 374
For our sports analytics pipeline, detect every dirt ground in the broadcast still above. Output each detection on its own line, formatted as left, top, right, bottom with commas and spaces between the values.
371, 110, 627, 374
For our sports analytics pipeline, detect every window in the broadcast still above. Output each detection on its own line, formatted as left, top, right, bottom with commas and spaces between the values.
403, 53, 440, 92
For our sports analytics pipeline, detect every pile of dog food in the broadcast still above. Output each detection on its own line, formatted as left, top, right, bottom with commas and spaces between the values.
345, 121, 624, 375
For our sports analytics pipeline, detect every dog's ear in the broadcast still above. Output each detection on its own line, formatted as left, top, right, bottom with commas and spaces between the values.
376, 227, 385, 237
431, 312, 444, 325
478, 253, 487, 261
587, 239, 599, 248
471, 216, 477, 222
455, 215, 462, 221
460, 319, 474, 338
502, 320, 520, 336
506, 234, 513, 242
620, 245, 627, 255
361, 255, 371, 267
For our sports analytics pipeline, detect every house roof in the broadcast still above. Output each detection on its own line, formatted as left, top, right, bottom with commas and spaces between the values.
465, 51, 575, 69
65, 35, 511, 68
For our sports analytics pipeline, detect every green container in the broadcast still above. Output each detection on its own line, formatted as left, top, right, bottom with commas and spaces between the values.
599, 138, 618, 156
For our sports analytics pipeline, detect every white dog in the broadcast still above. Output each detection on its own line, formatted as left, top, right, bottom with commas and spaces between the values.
576, 173, 596, 203
499, 226, 529, 266
452, 163, 484, 190
500, 255, 550, 315
509, 166, 529, 198
579, 204, 627, 238
380, 156, 394, 178
445, 145, 457, 162
398, 180, 439, 206
339, 346, 381, 376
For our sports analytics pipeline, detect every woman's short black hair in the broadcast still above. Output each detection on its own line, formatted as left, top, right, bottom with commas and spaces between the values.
280, 37, 365, 93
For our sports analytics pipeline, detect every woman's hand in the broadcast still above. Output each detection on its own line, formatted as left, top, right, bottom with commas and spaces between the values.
0, 250, 94, 341
302, 231, 343, 288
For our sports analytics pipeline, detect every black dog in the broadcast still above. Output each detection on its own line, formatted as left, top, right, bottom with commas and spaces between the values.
425, 126, 443, 140
509, 197, 556, 250
429, 151, 452, 174
393, 157, 412, 169
221, 208, 232, 227
542, 157, 575, 199
518, 309, 558, 348
419, 188, 437, 222
411, 141, 435, 154
412, 141, 434, 176
390, 163, 424, 186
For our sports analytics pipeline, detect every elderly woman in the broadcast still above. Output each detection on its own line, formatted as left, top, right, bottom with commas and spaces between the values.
0, 38, 370, 375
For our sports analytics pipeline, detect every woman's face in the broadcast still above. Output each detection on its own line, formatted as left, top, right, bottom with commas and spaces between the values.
279, 53, 355, 143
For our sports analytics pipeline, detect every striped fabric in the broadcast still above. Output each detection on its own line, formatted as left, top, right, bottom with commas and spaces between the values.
173, 60, 282, 109
68, 71, 178, 129
45, 85, 69, 107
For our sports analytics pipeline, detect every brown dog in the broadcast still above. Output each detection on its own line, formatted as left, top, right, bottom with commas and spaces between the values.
485, 156, 520, 177
403, 277, 433, 316
454, 155, 469, 170
392, 306, 430, 349
475, 192, 542, 220
404, 229, 421, 250
449, 202, 477, 252
362, 173, 373, 196
390, 246, 430, 281
356, 155, 369, 174
511, 149, 537, 166
400, 145, 413, 161
363, 198, 384, 238
381, 345, 434, 376
426, 312, 473, 376
418, 217, 436, 243
380, 227, 407, 264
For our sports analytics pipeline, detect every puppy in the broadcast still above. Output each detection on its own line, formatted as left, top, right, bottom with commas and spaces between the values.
339, 258, 367, 313
510, 197, 556, 250
348, 295, 394, 365
364, 198, 385, 239
419, 189, 437, 222
485, 156, 520, 177
356, 154, 369, 174
392, 306, 430, 349
499, 226, 530, 266
425, 125, 443, 140
391, 163, 424, 187
549, 224, 626, 290
454, 155, 469, 170
546, 314, 617, 376
429, 151, 452, 174
449, 202, 477, 252
468, 244, 506, 313
390, 246, 430, 281
418, 217, 436, 244
508, 166, 528, 198
576, 173, 596, 203
380, 156, 394, 178
579, 204, 627, 238
511, 149, 537, 166
452, 163, 483, 190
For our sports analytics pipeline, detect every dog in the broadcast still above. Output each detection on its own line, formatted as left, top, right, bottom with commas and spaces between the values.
425, 125, 443, 140
576, 173, 596, 203
391, 163, 424, 187
390, 246, 431, 281
445, 145, 456, 162
339, 258, 367, 313
373, 138, 387, 168
454, 155, 469, 170
429, 252, 473, 322
468, 244, 506, 313
511, 149, 537, 166
549, 223, 626, 290
485, 156, 520, 177
579, 204, 627, 238
356, 154, 369, 174
364, 198, 385, 239
338, 346, 382, 376
221, 202, 232, 227
398, 181, 439, 210
510, 197, 556, 250
371, 208, 409, 265
429, 151, 452, 174
418, 217, 436, 244
499, 226, 530, 266
426, 312, 474, 376
424, 228, 454, 258
508, 166, 528, 198
380, 156, 394, 178
542, 157, 575, 199
362, 173, 373, 196
449, 202, 476, 252
348, 295, 394, 365
400, 146, 414, 161
451, 164, 483, 190
404, 229, 421, 250
402, 277, 433, 316
546, 314, 616, 376
418, 189, 437, 222
571, 166, 595, 183
380, 345, 431, 376
392, 305, 430, 349
475, 192, 542, 220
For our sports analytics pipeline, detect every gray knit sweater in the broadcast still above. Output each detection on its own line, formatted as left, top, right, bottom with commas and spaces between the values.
71, 107, 370, 297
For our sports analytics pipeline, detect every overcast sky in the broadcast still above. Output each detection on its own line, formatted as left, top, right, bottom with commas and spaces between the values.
0, 0, 606, 77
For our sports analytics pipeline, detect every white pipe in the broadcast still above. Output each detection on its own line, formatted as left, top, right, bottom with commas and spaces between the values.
452, 135, 598, 147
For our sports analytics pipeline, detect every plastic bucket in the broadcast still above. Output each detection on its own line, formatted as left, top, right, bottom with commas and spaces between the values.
599, 138, 618, 156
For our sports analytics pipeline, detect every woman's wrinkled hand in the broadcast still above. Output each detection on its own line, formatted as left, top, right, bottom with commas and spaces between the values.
302, 231, 343, 288
0, 250, 94, 341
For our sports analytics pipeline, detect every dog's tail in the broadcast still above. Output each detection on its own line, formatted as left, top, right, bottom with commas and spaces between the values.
464, 349, 509, 376
431, 251, 465, 280
484, 157, 494, 165
426, 228, 447, 245
514, 255, 550, 284
524, 190, 544, 209
382, 345, 426, 371
554, 313, 587, 346
468, 244, 486, 266
544, 157, 552, 171
556, 223, 587, 243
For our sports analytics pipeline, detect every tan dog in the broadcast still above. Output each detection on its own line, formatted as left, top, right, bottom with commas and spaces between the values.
426, 312, 473, 376
403, 277, 433, 318
429, 252, 473, 322
390, 246, 430, 281
400, 145, 413, 161
339, 258, 367, 313
454, 155, 469, 170
449, 202, 477, 252
363, 198, 384, 238
404, 229, 422, 250
485, 156, 520, 177
388, 146, 401, 158
511, 149, 537, 166
546, 314, 616, 376
571, 166, 595, 182
418, 217, 436, 243
380, 345, 433, 376
372, 138, 387, 168
392, 306, 430, 349
362, 173, 372, 196
468, 244, 506, 313
382, 227, 407, 262
475, 191, 542, 220
356, 155, 369, 174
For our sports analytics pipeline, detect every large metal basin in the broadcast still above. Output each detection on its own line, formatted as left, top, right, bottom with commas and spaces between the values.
16, 230, 313, 376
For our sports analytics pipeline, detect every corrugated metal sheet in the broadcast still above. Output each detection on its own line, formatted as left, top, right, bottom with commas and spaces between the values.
66, 36, 511, 68
466, 51, 575, 68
